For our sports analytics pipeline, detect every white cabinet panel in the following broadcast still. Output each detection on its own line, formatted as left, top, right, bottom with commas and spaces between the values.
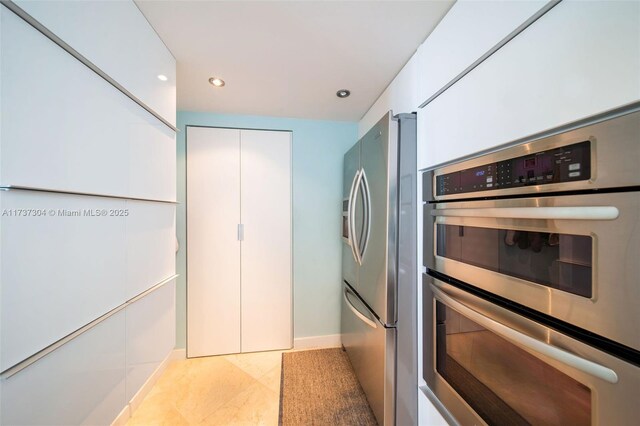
0, 6, 176, 201
1, 311, 126, 426
419, 0, 640, 170
128, 122, 177, 202
241, 130, 292, 352
0, 191, 126, 371
126, 201, 176, 300
417, 0, 549, 104
13, 0, 176, 126
125, 280, 175, 402
186, 127, 242, 357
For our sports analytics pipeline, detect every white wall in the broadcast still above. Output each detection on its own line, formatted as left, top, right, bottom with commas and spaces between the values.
358, 52, 420, 137
0, 2, 176, 424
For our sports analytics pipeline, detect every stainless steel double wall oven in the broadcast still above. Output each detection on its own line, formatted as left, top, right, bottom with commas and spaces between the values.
422, 105, 640, 425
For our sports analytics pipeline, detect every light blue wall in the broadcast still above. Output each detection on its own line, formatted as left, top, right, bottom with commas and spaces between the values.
175, 111, 357, 348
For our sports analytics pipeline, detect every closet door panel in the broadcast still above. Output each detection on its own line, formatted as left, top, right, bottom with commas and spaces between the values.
0, 310, 126, 426
186, 127, 241, 357
0, 191, 126, 371
240, 130, 292, 352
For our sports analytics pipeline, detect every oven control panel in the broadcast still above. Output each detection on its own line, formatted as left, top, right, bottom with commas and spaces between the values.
436, 141, 591, 196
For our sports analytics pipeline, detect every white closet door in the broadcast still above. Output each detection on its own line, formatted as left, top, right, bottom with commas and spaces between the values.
240, 130, 292, 352
186, 127, 241, 357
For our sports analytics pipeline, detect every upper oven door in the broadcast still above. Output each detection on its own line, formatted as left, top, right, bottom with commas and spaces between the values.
425, 191, 640, 352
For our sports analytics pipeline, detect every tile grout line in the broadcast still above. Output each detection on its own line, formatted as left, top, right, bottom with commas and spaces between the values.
127, 352, 282, 425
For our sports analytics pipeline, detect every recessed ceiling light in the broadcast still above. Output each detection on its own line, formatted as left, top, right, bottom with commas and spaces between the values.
209, 77, 226, 87
336, 89, 350, 98
157, 74, 168, 81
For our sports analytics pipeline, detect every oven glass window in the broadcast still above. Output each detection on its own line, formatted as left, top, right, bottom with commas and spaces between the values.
436, 225, 592, 298
435, 301, 591, 425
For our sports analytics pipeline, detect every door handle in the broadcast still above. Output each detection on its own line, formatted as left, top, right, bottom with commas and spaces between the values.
344, 287, 377, 329
359, 169, 372, 260
431, 206, 619, 221
237, 224, 244, 241
347, 170, 361, 265
431, 283, 619, 384
350, 170, 364, 265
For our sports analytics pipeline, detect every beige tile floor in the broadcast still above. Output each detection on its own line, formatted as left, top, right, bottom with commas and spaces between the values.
127, 350, 284, 426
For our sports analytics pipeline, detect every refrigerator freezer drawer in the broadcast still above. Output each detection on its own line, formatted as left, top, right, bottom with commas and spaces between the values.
341, 283, 396, 425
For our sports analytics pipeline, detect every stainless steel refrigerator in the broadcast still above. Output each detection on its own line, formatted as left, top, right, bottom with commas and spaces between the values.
341, 112, 417, 426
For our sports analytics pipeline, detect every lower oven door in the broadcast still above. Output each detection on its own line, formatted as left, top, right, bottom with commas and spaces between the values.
425, 191, 640, 352
423, 276, 639, 426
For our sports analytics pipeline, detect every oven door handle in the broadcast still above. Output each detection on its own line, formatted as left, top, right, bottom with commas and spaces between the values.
431, 285, 619, 384
431, 206, 619, 221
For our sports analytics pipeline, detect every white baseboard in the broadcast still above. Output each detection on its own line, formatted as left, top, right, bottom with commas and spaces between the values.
110, 349, 175, 426
129, 352, 174, 413
111, 405, 130, 426
170, 348, 186, 360
293, 334, 342, 350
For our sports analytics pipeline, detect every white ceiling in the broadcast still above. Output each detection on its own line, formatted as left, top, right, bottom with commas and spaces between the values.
136, 1, 454, 122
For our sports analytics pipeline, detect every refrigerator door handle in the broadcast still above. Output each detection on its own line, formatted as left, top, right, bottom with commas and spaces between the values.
359, 168, 372, 260
346, 170, 360, 263
350, 169, 364, 265
344, 286, 378, 329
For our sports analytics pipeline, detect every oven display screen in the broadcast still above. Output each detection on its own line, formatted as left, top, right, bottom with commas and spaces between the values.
457, 165, 493, 192
524, 157, 536, 169
435, 140, 591, 196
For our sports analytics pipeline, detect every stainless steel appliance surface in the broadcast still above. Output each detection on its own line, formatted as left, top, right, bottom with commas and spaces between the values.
423, 276, 639, 426
341, 112, 417, 426
429, 191, 639, 351
424, 106, 640, 352
422, 104, 640, 426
